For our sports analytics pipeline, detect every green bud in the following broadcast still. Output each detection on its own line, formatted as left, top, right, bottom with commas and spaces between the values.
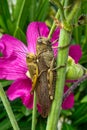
67, 56, 75, 65
66, 56, 85, 80
66, 64, 84, 80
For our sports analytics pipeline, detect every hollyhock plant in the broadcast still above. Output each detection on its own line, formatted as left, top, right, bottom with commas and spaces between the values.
0, 22, 82, 111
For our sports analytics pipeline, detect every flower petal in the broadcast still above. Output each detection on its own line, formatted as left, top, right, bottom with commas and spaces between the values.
0, 34, 28, 58
62, 86, 74, 109
7, 78, 33, 109
0, 53, 27, 80
26, 22, 49, 54
0, 34, 28, 80
51, 28, 60, 57
21, 93, 33, 109
69, 45, 82, 63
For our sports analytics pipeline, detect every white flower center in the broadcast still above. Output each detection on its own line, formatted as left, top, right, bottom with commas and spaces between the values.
26, 71, 31, 78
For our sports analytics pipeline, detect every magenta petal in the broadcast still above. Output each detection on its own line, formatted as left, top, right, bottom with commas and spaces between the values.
21, 94, 33, 109
51, 28, 60, 57
26, 22, 49, 54
69, 45, 82, 63
0, 34, 28, 58
0, 53, 27, 80
7, 78, 32, 100
62, 86, 74, 109
0, 34, 28, 80
7, 78, 33, 109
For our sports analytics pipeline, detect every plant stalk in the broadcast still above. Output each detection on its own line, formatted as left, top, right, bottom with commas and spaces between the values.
48, 0, 64, 39
46, 0, 81, 130
46, 29, 71, 130
32, 91, 37, 130
0, 83, 20, 130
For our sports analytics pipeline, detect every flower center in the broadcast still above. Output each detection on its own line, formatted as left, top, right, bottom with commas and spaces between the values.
26, 71, 31, 78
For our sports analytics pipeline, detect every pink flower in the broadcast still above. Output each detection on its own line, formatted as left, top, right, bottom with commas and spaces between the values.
0, 22, 82, 110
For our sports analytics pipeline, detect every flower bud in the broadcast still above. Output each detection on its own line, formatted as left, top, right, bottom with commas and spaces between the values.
66, 56, 85, 80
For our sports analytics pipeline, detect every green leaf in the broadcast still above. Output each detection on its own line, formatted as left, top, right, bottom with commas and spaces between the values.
62, 123, 75, 130
19, 121, 32, 130
81, 96, 87, 103
73, 26, 82, 45
79, 54, 87, 64
0, 80, 12, 88
0, 118, 11, 130
62, 109, 72, 116
0, 0, 10, 20
21, 106, 32, 116
71, 103, 87, 123
35, 0, 49, 21
0, 15, 8, 32
73, 114, 87, 125
81, 0, 87, 14
0, 0, 11, 33
14, 27, 26, 43
13, 0, 31, 36
28, 0, 37, 21
36, 116, 46, 130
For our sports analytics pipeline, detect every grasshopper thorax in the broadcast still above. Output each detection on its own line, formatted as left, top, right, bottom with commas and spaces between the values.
36, 37, 52, 55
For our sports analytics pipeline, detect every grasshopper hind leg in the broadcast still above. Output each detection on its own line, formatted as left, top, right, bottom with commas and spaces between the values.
47, 58, 56, 100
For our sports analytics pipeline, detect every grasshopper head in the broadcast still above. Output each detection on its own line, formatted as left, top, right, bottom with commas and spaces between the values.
26, 53, 36, 63
36, 37, 52, 55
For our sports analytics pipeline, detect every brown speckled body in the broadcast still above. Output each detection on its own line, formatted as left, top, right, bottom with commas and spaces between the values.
36, 37, 56, 118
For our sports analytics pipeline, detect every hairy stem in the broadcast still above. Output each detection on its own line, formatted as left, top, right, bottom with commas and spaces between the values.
48, 0, 64, 39
32, 91, 37, 130
46, 0, 81, 130
67, 0, 81, 23
46, 29, 71, 130
50, 0, 65, 20
63, 74, 87, 100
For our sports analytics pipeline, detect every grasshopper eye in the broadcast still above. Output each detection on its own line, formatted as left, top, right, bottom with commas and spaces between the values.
37, 37, 42, 44
26, 54, 37, 63
26, 55, 29, 59
37, 37, 48, 45
26, 54, 29, 59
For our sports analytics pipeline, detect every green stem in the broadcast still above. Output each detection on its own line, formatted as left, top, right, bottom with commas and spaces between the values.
67, 0, 81, 23
32, 91, 37, 130
50, 0, 65, 21
46, 29, 71, 130
46, 1, 81, 130
85, 24, 87, 45
48, 11, 59, 39
64, 0, 70, 17
82, 23, 87, 49
29, 0, 36, 21
0, 83, 20, 130
74, 26, 79, 43
13, 0, 26, 36
48, 0, 64, 39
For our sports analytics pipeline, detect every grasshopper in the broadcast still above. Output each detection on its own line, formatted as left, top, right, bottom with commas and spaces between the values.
26, 53, 38, 93
26, 35, 56, 118
36, 37, 56, 118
